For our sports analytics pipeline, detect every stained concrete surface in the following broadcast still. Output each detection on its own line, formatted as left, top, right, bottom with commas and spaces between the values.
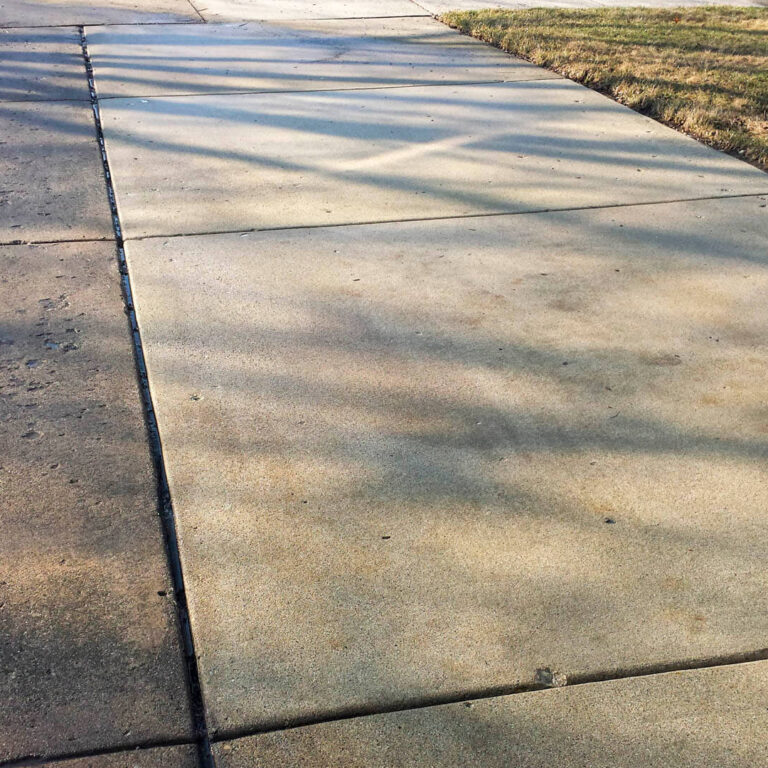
39, 744, 199, 768
101, 79, 768, 239
124, 195, 768, 735
197, 0, 424, 23
87, 17, 556, 100
0, 100, 113, 243
0, 27, 88, 102
213, 662, 768, 767
0, 240, 192, 761
0, 0, 199, 28
4, 2, 768, 763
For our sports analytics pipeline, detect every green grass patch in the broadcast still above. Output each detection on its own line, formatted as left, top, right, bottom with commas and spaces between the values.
442, 7, 768, 170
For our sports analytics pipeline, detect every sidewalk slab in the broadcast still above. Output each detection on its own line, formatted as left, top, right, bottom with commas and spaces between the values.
0, 27, 88, 102
0, 0, 199, 28
124, 195, 768, 734
40, 745, 198, 768
214, 662, 768, 767
87, 17, 556, 100
0, 241, 192, 761
198, 0, 424, 23
100, 79, 768, 239
0, 100, 113, 242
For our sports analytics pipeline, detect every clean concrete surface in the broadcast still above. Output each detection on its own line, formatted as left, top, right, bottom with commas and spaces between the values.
0, 27, 88, 102
101, 79, 768, 239
214, 662, 768, 767
197, 0, 424, 23
87, 17, 556, 100
0, 100, 113, 242
40, 745, 199, 768
0, 241, 192, 761
0, 0, 199, 27
125, 195, 768, 734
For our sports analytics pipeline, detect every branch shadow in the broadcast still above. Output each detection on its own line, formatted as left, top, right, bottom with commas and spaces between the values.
122, 196, 768, 740
0, 240, 192, 761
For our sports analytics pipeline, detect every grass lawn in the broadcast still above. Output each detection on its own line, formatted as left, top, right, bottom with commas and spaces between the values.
442, 7, 768, 171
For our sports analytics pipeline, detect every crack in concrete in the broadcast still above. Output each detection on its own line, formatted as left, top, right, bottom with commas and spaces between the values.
3, 649, 767, 766
3, 192, 765, 249
184, 0, 208, 23
77, 25, 215, 768
120, 190, 768, 242
4, 16, 758, 767
209, 648, 768, 742
3, 191, 766, 249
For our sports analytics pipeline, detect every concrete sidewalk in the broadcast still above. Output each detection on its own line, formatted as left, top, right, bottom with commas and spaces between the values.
2, 1, 768, 766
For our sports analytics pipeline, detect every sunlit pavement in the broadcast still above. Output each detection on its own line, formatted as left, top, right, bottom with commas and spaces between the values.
2, 1, 768, 766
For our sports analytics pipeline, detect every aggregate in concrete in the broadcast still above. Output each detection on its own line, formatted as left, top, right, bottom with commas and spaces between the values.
124, 195, 768, 734
39, 744, 199, 768
100, 79, 768, 239
87, 17, 556, 100
197, 0, 424, 23
0, 0, 199, 28
0, 241, 192, 761
0, 27, 89, 102
213, 662, 768, 767
0, 100, 113, 242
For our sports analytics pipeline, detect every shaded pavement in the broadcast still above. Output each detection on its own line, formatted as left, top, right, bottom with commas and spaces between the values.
1, 1, 768, 766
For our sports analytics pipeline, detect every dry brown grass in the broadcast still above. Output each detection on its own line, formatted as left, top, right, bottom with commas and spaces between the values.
442, 7, 768, 170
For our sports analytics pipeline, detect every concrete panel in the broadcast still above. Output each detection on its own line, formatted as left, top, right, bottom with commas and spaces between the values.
214, 662, 768, 767
198, 0, 424, 23
0, 27, 89, 102
0, 241, 192, 761
100, 80, 768, 239
124, 195, 768, 734
0, 100, 113, 242
0, 0, 199, 28
87, 17, 556, 100
40, 744, 199, 768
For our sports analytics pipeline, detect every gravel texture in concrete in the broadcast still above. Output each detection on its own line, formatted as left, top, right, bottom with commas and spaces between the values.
213, 662, 768, 767
124, 195, 768, 735
0, 241, 192, 761
197, 0, 425, 23
4, 5, 768, 762
100, 79, 768, 239
0, 100, 113, 243
0, 27, 88, 102
39, 744, 199, 768
87, 17, 556, 100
